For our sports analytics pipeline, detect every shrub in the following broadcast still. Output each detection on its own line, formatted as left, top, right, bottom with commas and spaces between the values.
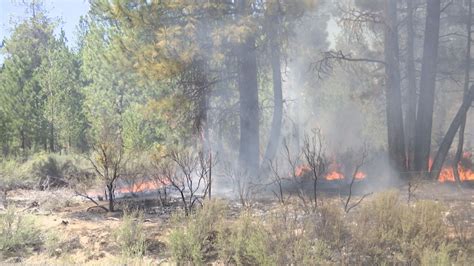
20, 153, 92, 189
44, 231, 82, 257
169, 199, 227, 264
114, 210, 147, 258
420, 244, 452, 266
169, 200, 340, 265
0, 160, 25, 207
218, 212, 273, 266
0, 207, 42, 258
352, 190, 448, 264
315, 202, 347, 249
264, 206, 337, 265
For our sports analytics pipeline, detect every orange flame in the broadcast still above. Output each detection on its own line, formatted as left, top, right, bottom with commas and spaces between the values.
117, 178, 169, 194
294, 163, 366, 181
428, 153, 474, 182
438, 165, 474, 183
325, 171, 344, 180
295, 165, 311, 177
355, 171, 367, 179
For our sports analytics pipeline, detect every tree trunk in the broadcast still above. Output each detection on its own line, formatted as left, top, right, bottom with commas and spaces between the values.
405, 0, 417, 172
430, 86, 474, 180
237, 0, 260, 176
50, 122, 54, 153
107, 184, 114, 212
384, 0, 406, 174
197, 68, 209, 148
263, 11, 283, 166
20, 129, 26, 151
414, 0, 441, 174
453, 0, 472, 183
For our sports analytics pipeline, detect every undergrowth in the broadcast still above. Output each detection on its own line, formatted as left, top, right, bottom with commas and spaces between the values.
168, 191, 471, 265
114, 210, 148, 258
0, 207, 42, 258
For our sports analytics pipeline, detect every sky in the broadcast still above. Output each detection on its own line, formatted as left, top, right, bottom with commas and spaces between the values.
0, 0, 90, 62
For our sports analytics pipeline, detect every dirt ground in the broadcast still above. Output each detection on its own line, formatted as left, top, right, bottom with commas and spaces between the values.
1, 181, 473, 265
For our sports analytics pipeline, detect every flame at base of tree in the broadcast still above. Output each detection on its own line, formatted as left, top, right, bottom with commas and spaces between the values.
429, 152, 474, 182
419, 151, 474, 182
437, 165, 474, 182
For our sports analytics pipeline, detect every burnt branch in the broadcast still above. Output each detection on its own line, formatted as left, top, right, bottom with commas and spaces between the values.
314, 50, 385, 78
342, 143, 371, 213
152, 147, 213, 216
75, 190, 109, 212
302, 129, 326, 210
268, 157, 289, 204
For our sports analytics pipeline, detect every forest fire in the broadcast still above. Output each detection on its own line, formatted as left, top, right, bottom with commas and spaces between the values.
438, 166, 474, 182
116, 179, 168, 194
432, 152, 474, 183
295, 163, 366, 181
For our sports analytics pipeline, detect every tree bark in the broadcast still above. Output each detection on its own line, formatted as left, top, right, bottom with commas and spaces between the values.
453, 0, 472, 183
414, 0, 441, 174
384, 0, 406, 174
237, 0, 260, 176
107, 184, 114, 212
263, 9, 283, 166
430, 86, 474, 180
405, 0, 417, 172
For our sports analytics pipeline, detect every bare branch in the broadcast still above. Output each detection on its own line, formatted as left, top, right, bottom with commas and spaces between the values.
314, 50, 385, 78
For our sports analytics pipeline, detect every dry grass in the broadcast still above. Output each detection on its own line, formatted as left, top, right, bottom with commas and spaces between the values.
0, 186, 472, 265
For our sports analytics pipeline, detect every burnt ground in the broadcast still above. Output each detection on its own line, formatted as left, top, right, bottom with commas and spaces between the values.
1, 180, 473, 265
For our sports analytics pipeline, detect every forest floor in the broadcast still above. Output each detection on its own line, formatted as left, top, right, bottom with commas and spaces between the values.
1, 182, 473, 265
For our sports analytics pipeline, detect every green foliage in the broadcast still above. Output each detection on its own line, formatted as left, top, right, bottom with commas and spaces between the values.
169, 199, 227, 264
114, 210, 147, 258
20, 153, 92, 187
0, 159, 26, 192
218, 212, 274, 265
353, 191, 449, 264
315, 202, 347, 249
420, 244, 453, 266
0, 207, 42, 258
262, 207, 338, 265
1, 153, 92, 197
0, 7, 87, 154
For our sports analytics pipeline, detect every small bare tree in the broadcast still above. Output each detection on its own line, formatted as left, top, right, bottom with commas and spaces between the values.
87, 141, 126, 212
268, 157, 290, 204
281, 138, 310, 209
223, 161, 261, 208
302, 129, 327, 210
152, 147, 213, 216
341, 144, 372, 213
197, 150, 215, 200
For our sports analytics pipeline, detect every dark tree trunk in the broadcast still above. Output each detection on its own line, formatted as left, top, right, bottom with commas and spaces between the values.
405, 0, 417, 172
237, 0, 260, 176
195, 11, 212, 150
430, 86, 474, 180
107, 184, 114, 212
453, 0, 472, 183
263, 11, 283, 166
384, 0, 406, 174
414, 0, 441, 174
